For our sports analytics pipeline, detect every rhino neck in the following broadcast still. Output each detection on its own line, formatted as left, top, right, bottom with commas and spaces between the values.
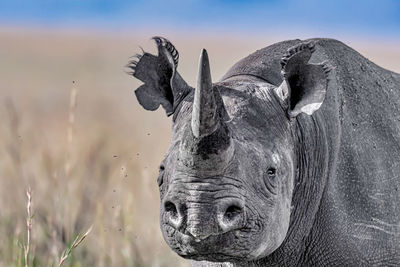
259, 112, 331, 266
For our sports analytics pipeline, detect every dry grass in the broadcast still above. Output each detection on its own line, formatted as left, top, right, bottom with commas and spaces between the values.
0, 86, 185, 266
0, 27, 398, 267
58, 225, 93, 267
0, 28, 191, 267
24, 187, 33, 267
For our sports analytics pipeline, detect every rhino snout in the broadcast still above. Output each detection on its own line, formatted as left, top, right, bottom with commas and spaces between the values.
162, 197, 246, 240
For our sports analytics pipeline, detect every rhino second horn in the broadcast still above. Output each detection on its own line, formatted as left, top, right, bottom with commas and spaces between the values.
191, 49, 220, 138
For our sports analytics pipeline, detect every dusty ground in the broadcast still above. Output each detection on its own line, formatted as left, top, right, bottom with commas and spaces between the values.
0, 27, 398, 266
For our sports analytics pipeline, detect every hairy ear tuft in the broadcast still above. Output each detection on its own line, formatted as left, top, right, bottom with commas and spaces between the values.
127, 37, 191, 116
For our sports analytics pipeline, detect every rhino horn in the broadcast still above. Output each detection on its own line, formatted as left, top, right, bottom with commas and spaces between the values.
191, 49, 221, 138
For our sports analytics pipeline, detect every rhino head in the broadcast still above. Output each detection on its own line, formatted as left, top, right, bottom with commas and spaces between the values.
127, 37, 330, 262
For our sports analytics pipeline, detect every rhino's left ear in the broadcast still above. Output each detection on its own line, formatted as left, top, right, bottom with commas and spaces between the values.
127, 37, 191, 116
275, 41, 332, 118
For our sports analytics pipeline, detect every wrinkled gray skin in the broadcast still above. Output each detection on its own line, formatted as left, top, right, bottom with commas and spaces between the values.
127, 37, 400, 266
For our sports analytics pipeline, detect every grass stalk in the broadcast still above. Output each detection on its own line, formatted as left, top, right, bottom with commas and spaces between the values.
58, 225, 93, 267
24, 187, 33, 267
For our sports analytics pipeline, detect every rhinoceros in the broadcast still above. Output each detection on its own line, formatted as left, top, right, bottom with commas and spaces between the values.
127, 37, 400, 266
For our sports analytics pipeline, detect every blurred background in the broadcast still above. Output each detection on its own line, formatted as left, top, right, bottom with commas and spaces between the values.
0, 0, 399, 266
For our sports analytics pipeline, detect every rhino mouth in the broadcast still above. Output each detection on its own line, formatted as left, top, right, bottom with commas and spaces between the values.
182, 252, 244, 262
163, 224, 255, 262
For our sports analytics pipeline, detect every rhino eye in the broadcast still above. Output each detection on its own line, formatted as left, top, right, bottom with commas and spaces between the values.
264, 167, 277, 194
267, 167, 276, 177
159, 164, 165, 171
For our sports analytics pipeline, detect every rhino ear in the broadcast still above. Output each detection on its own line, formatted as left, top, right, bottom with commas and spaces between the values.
275, 41, 332, 118
127, 37, 191, 116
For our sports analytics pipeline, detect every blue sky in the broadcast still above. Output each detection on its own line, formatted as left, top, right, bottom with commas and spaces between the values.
0, 0, 399, 39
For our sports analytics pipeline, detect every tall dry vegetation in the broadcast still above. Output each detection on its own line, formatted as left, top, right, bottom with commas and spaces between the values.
0, 28, 398, 266
0, 29, 189, 266
0, 85, 186, 266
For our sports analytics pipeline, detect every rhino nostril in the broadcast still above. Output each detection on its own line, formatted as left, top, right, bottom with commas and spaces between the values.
219, 203, 244, 232
164, 200, 184, 229
164, 201, 178, 217
224, 204, 243, 222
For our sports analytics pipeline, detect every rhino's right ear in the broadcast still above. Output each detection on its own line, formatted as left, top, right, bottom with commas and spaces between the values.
276, 41, 332, 118
127, 37, 192, 116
